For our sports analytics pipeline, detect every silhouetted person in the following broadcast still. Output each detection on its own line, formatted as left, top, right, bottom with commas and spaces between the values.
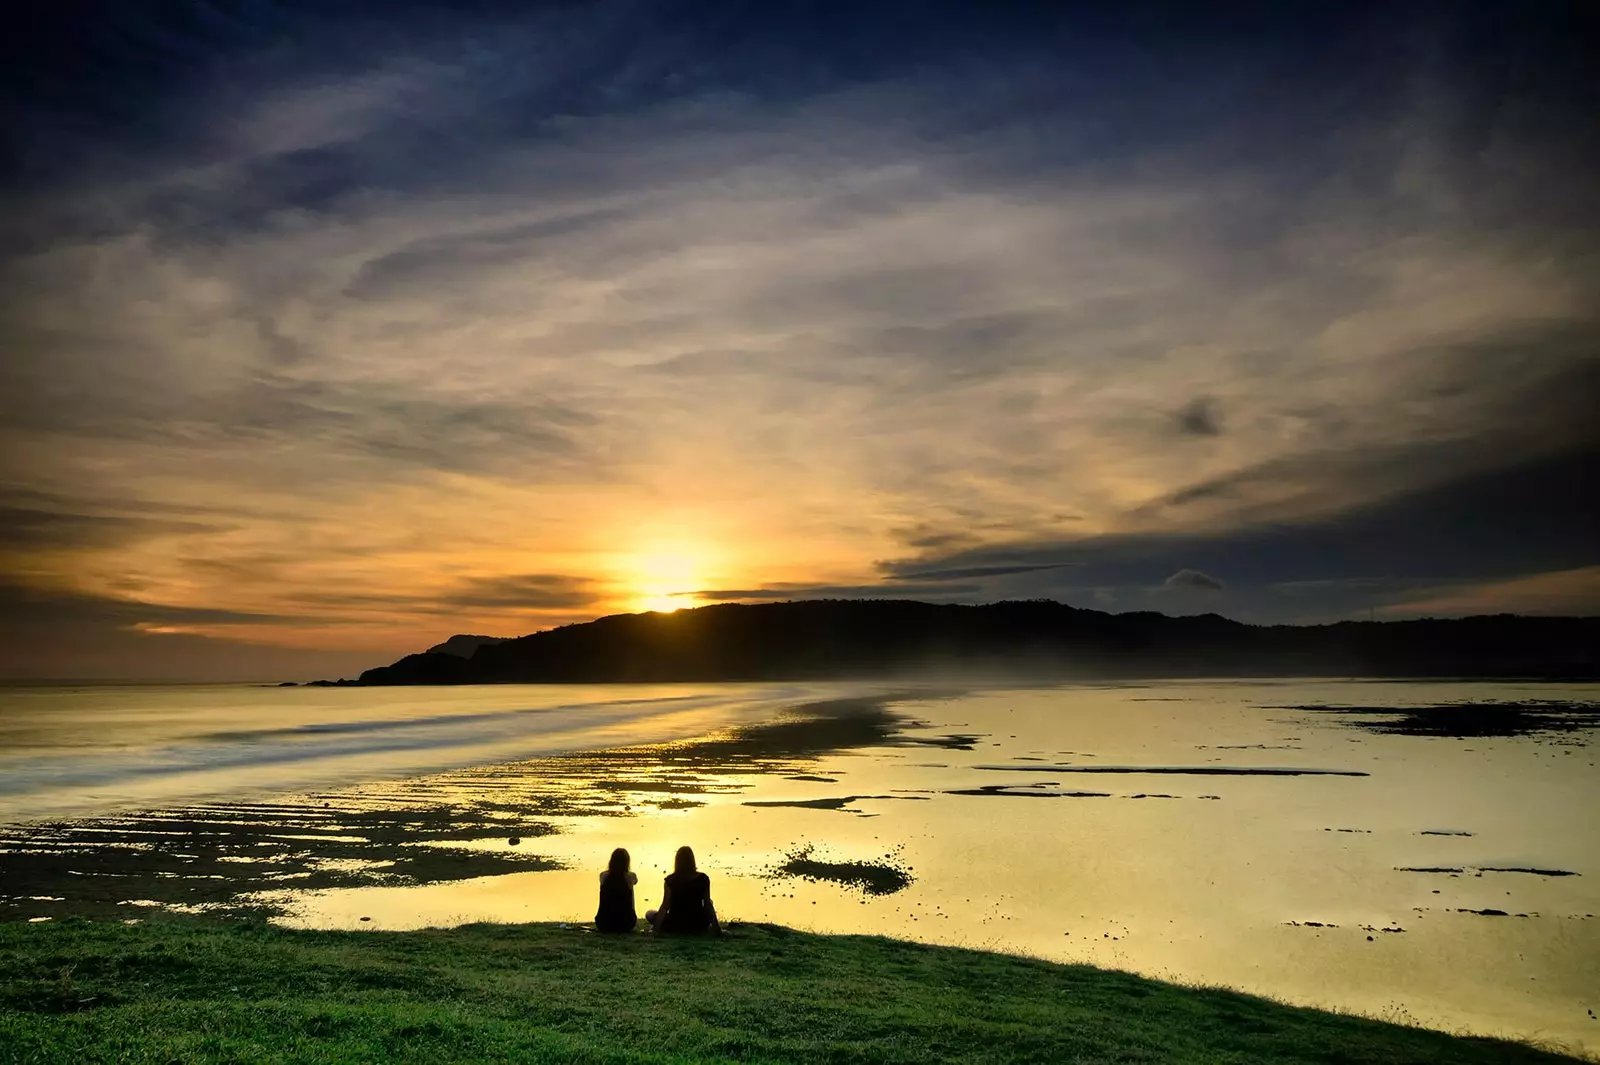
594, 847, 638, 934
646, 845, 720, 935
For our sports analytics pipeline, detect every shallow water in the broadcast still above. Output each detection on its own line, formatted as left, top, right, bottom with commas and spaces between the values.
2, 679, 1596, 1052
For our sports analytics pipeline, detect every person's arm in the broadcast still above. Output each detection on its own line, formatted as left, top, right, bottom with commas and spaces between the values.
657, 878, 672, 917
705, 876, 721, 935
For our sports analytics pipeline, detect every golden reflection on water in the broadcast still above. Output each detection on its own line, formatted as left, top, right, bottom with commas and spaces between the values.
4, 680, 1597, 1051
240, 682, 1600, 1053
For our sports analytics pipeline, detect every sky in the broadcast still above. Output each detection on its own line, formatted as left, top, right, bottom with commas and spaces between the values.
1, 0, 1596, 679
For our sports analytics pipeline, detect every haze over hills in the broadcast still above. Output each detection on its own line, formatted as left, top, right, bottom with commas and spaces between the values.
347, 600, 1600, 685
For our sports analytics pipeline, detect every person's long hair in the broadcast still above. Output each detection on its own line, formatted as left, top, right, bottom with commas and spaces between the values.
673, 845, 696, 877
607, 847, 630, 881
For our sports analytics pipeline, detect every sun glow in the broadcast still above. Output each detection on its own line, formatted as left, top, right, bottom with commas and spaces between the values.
626, 549, 706, 614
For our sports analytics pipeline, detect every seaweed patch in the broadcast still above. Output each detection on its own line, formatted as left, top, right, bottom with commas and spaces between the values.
766, 844, 914, 896
742, 795, 930, 813
975, 764, 1368, 777
946, 784, 1111, 799
1273, 700, 1600, 740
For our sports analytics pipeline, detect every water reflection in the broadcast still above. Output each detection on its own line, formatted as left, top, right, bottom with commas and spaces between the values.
0, 691, 940, 920
1, 679, 1597, 1052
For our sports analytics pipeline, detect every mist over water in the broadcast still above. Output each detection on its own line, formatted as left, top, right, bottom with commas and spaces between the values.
2, 678, 1597, 1052
0, 682, 834, 819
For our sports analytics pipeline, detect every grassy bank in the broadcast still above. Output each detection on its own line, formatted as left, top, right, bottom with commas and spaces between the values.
0, 918, 1582, 1064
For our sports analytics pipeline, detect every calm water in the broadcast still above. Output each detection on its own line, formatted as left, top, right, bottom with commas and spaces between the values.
2, 679, 1596, 1053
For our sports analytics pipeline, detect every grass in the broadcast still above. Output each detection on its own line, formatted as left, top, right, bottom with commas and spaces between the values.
0, 918, 1584, 1064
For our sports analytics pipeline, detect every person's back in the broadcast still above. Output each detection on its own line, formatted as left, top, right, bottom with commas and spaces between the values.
595, 847, 637, 933
659, 870, 711, 934
647, 845, 720, 935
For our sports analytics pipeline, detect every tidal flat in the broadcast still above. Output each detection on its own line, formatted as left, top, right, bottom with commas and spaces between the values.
1, 679, 1596, 1053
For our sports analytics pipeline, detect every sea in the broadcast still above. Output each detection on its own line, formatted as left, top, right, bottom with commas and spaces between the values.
1, 678, 1595, 1053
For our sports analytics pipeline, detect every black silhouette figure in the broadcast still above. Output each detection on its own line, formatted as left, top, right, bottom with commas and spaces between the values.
646, 845, 720, 935
594, 847, 638, 933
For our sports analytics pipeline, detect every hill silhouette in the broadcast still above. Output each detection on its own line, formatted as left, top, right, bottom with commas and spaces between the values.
352, 599, 1599, 684
425, 633, 508, 658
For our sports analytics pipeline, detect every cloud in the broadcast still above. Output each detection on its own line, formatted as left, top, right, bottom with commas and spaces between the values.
888, 563, 1077, 581
875, 440, 1600, 622
0, 579, 387, 681
1379, 566, 1600, 619
696, 583, 983, 603
0, 503, 223, 551
0, 582, 294, 630
2, 1, 1598, 672
1163, 569, 1224, 592
1174, 397, 1221, 437
436, 574, 598, 611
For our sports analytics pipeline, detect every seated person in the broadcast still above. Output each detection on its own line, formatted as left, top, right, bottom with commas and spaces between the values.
646, 845, 720, 935
594, 847, 638, 933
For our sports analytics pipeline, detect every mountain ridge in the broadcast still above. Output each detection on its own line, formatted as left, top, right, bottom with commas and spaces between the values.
425, 634, 509, 658
349, 599, 1600, 684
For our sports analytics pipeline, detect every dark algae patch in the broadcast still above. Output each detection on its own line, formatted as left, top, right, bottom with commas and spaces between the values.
975, 764, 1369, 777
1398, 866, 1579, 877
0, 919, 1579, 1064
769, 844, 914, 895
0, 799, 565, 922
1277, 700, 1600, 740
946, 784, 1112, 798
743, 794, 931, 812
895, 731, 984, 751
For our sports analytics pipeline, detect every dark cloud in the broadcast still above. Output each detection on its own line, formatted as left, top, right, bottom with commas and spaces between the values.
889, 563, 1076, 581
1174, 397, 1221, 437
0, 581, 297, 630
438, 574, 598, 611
697, 583, 983, 603
1163, 569, 1224, 592
0, 368, 602, 482
879, 439, 1600, 621
0, 505, 222, 550
1154, 343, 1600, 521
0, 583, 387, 681
287, 575, 599, 614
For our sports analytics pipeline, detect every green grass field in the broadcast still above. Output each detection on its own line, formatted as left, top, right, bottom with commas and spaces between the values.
0, 918, 1584, 1064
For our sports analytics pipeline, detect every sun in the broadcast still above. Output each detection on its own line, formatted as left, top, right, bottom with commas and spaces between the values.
626, 549, 705, 613
638, 593, 692, 613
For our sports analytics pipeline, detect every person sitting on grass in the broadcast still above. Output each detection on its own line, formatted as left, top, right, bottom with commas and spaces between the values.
645, 845, 721, 935
594, 847, 638, 933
